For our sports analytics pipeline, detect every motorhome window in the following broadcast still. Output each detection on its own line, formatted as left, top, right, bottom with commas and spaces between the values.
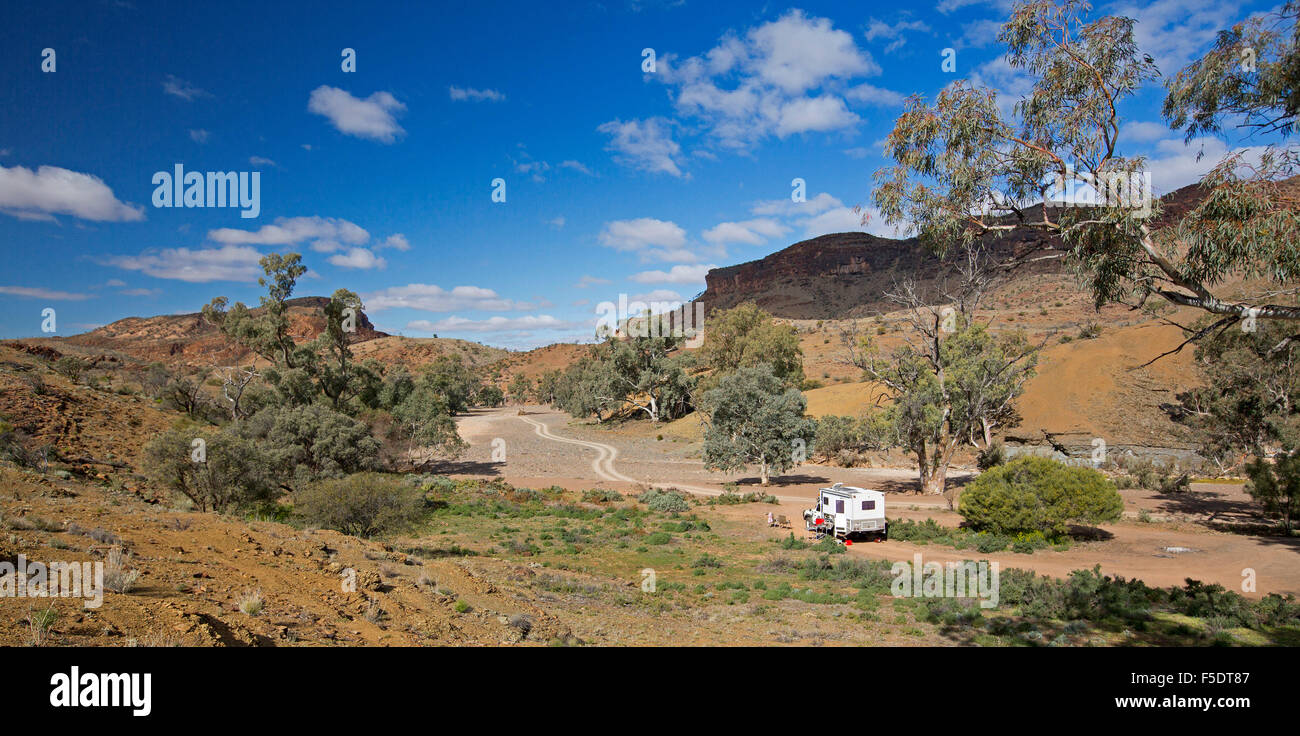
863, 500, 875, 510
835, 500, 844, 513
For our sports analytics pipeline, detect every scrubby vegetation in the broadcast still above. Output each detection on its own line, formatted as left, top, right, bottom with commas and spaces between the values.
959, 457, 1123, 536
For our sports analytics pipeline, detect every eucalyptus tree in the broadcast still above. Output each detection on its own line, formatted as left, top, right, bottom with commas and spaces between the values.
874, 0, 1300, 339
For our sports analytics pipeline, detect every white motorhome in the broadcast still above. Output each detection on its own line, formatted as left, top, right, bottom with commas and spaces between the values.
803, 483, 887, 541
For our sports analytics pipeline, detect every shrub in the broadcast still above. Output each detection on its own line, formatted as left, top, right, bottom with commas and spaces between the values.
638, 488, 690, 513
692, 553, 722, 568
53, 356, 87, 382
237, 590, 264, 616
295, 472, 427, 538
237, 404, 381, 488
977, 441, 1006, 470
959, 456, 1123, 537
581, 489, 623, 503
813, 415, 864, 456
104, 547, 140, 594
142, 427, 278, 513
778, 532, 809, 550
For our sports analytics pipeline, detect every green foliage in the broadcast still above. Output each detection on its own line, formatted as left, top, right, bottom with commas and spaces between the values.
1163, 2, 1298, 140
854, 320, 1038, 493
235, 404, 380, 488
977, 441, 1007, 470
813, 415, 868, 457
698, 302, 804, 390
388, 380, 468, 467
294, 472, 427, 538
477, 385, 505, 408
508, 373, 533, 404
959, 456, 1123, 536
1244, 450, 1300, 533
1178, 319, 1300, 462
700, 364, 816, 485
638, 488, 690, 513
142, 427, 277, 513
581, 488, 623, 503
53, 356, 87, 382
550, 335, 695, 422
874, 0, 1299, 329
420, 355, 480, 414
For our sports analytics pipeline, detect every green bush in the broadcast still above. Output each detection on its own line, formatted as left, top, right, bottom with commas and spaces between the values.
143, 427, 278, 513
295, 472, 427, 538
959, 457, 1123, 536
977, 441, 1006, 470
638, 488, 690, 513
813, 415, 863, 456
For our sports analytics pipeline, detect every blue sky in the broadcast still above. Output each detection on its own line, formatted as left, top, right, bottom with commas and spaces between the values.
0, 0, 1286, 348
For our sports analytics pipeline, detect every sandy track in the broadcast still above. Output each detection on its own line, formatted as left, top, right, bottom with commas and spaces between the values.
518, 414, 756, 498
518, 415, 633, 484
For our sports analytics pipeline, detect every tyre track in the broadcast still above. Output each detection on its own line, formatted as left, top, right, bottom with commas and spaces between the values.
518, 414, 808, 501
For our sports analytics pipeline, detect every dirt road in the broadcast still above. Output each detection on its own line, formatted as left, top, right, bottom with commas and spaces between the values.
451, 406, 1300, 597
457, 406, 957, 505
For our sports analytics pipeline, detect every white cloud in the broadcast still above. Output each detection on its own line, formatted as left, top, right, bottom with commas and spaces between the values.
308, 86, 406, 143
629, 264, 716, 284
0, 164, 144, 222
702, 217, 789, 245
574, 275, 612, 288
955, 18, 1005, 50
937, 0, 1012, 15
162, 75, 211, 101
189, 129, 211, 144
119, 287, 161, 296
559, 160, 595, 175
327, 247, 386, 270
967, 55, 1035, 116
799, 206, 873, 238
655, 10, 880, 150
1121, 120, 1172, 144
864, 17, 932, 53
363, 283, 530, 312
548, 216, 566, 228
844, 83, 906, 107
750, 191, 843, 217
746, 10, 877, 92
1143, 136, 1282, 195
775, 95, 860, 136
249, 156, 277, 167
597, 118, 685, 177
630, 289, 685, 304
1110, 0, 1245, 76
599, 217, 698, 261
0, 286, 92, 300
449, 86, 506, 102
408, 314, 580, 333
105, 245, 264, 282
379, 233, 410, 251
209, 216, 369, 248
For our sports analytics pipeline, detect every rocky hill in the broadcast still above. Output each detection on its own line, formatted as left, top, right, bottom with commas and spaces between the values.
696, 180, 1228, 320
52, 296, 388, 368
